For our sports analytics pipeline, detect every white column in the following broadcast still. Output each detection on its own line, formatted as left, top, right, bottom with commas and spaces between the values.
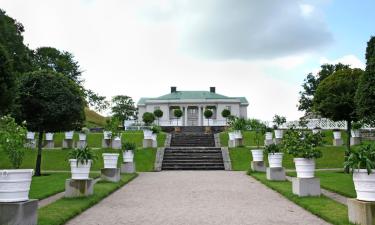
184, 106, 188, 126
198, 106, 202, 126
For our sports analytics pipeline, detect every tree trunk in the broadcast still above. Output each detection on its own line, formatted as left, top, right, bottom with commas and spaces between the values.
35, 131, 43, 176
346, 120, 352, 157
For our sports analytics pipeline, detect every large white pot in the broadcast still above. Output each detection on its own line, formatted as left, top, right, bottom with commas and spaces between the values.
274, 130, 283, 139
123, 150, 134, 163
353, 169, 375, 201
251, 149, 264, 162
65, 131, 74, 140
151, 134, 157, 141
69, 159, 92, 180
45, 132, 54, 141
265, 132, 273, 140
103, 131, 112, 140
351, 130, 361, 138
143, 130, 153, 139
26, 132, 35, 140
294, 158, 315, 178
102, 153, 119, 169
79, 133, 87, 141
268, 153, 283, 168
234, 130, 242, 139
312, 129, 321, 134
228, 132, 235, 141
333, 131, 341, 140
0, 169, 33, 202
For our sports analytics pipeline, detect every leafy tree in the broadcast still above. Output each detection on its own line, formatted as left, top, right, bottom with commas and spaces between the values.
16, 70, 85, 176
111, 95, 136, 125
173, 109, 183, 126
298, 63, 350, 114
247, 118, 266, 148
153, 109, 163, 125
84, 89, 109, 113
356, 36, 375, 125
313, 68, 363, 154
204, 109, 213, 126
0, 44, 16, 115
221, 109, 231, 125
142, 112, 155, 126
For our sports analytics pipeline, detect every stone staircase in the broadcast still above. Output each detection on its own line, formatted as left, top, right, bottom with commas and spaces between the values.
162, 128, 224, 170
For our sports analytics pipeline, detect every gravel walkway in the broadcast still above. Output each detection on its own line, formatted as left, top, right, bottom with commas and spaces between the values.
66, 171, 328, 225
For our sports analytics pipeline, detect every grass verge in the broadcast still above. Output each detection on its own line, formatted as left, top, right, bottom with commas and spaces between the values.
249, 172, 351, 225
37, 173, 138, 225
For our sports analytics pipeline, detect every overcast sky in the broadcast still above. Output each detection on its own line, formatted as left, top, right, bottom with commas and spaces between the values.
1, 0, 374, 120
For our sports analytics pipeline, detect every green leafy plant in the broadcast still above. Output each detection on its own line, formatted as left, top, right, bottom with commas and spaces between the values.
264, 143, 281, 154
173, 109, 183, 126
352, 121, 363, 130
229, 117, 247, 131
153, 109, 163, 125
105, 117, 121, 139
142, 112, 155, 126
273, 115, 286, 129
344, 143, 375, 175
151, 125, 161, 134
68, 146, 97, 165
0, 116, 27, 169
221, 109, 231, 124
204, 109, 213, 126
122, 142, 136, 151
282, 128, 323, 159
247, 118, 266, 148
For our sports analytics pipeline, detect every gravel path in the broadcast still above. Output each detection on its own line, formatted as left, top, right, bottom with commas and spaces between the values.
66, 171, 328, 225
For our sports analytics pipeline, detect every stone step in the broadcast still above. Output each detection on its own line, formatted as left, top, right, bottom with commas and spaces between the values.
162, 165, 225, 170
163, 160, 224, 163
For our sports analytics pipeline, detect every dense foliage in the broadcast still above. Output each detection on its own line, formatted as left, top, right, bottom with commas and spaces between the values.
228, 117, 247, 131
173, 109, 183, 126
221, 109, 231, 118
0, 45, 16, 115
272, 115, 286, 129
122, 142, 136, 150
68, 146, 97, 165
111, 95, 136, 123
264, 143, 281, 154
344, 143, 375, 175
153, 109, 163, 125
104, 118, 121, 139
142, 112, 155, 126
247, 118, 266, 148
282, 128, 323, 159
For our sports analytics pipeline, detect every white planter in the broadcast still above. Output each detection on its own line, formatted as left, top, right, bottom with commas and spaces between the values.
0, 169, 33, 202
265, 132, 273, 140
294, 158, 315, 178
102, 153, 119, 169
333, 131, 341, 140
312, 129, 321, 134
123, 150, 134, 163
113, 136, 121, 141
268, 153, 283, 168
151, 134, 157, 141
351, 130, 361, 138
69, 159, 92, 180
143, 130, 153, 139
274, 130, 283, 139
234, 130, 242, 139
45, 132, 54, 141
228, 132, 235, 141
353, 169, 375, 201
103, 131, 112, 140
251, 149, 264, 162
65, 131, 74, 140
79, 133, 87, 141
26, 132, 35, 140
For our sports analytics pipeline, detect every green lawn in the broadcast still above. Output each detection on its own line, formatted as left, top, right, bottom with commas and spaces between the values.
38, 174, 137, 225
0, 148, 157, 172
229, 146, 346, 171
249, 172, 351, 225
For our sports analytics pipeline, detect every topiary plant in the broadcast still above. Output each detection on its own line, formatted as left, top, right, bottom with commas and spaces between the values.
153, 109, 163, 126
204, 109, 213, 126
142, 112, 155, 126
173, 109, 183, 126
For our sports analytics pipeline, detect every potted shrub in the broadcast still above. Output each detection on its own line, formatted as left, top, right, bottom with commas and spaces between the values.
248, 119, 266, 162
344, 143, 375, 201
79, 127, 90, 141
332, 129, 341, 139
68, 146, 97, 179
228, 117, 246, 139
173, 109, 183, 132
153, 109, 163, 126
151, 125, 161, 141
273, 115, 286, 139
0, 116, 33, 202
265, 143, 283, 168
265, 127, 273, 141
221, 109, 231, 126
282, 128, 323, 178
123, 142, 136, 163
351, 121, 362, 138
204, 109, 213, 133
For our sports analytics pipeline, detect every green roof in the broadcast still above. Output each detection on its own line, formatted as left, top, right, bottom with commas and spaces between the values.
138, 91, 248, 105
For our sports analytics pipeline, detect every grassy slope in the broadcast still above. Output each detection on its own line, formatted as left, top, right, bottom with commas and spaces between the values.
84, 107, 107, 128
38, 174, 137, 225
229, 146, 346, 171
250, 172, 351, 225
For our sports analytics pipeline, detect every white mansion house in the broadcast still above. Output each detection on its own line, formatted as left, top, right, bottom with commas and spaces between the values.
137, 87, 249, 126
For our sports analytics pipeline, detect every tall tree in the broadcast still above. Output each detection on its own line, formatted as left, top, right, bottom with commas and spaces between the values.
16, 70, 85, 176
298, 63, 350, 114
356, 36, 375, 125
0, 44, 16, 115
111, 95, 136, 125
313, 68, 363, 154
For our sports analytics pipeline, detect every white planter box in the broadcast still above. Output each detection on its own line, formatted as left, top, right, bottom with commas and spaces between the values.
123, 150, 134, 163
0, 169, 33, 202
312, 129, 321, 134
103, 131, 112, 140
294, 158, 315, 178
69, 159, 92, 180
113, 136, 121, 141
333, 131, 341, 140
79, 133, 87, 141
265, 132, 273, 140
351, 130, 361, 138
102, 153, 119, 169
268, 153, 283, 168
234, 130, 242, 139
45, 133, 54, 141
151, 134, 157, 141
353, 169, 375, 201
65, 131, 74, 140
26, 132, 35, 140
274, 130, 283, 139
251, 149, 264, 162
143, 130, 153, 139
228, 132, 235, 141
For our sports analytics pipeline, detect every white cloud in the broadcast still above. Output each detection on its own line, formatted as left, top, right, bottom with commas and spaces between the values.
300, 4, 315, 17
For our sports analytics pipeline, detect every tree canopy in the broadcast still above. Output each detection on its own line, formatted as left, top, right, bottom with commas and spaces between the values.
142, 112, 155, 126
0, 44, 16, 115
111, 95, 136, 123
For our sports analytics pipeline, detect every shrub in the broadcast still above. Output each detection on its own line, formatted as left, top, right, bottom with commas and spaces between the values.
282, 128, 323, 159
344, 143, 375, 175
142, 112, 155, 126
229, 116, 247, 131
123, 142, 136, 151
264, 143, 281, 154
221, 109, 231, 118
352, 121, 363, 130
153, 109, 163, 118
68, 146, 97, 165
273, 115, 286, 129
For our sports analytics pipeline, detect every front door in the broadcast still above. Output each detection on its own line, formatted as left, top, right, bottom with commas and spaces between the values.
187, 106, 199, 126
